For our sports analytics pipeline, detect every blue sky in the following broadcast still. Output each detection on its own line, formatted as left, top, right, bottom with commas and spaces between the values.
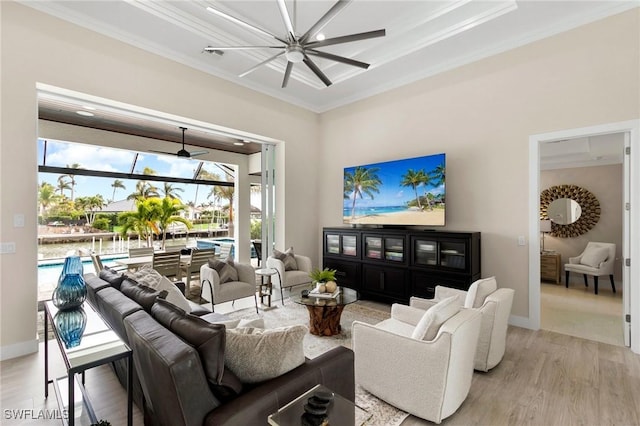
38, 139, 243, 207
343, 153, 445, 208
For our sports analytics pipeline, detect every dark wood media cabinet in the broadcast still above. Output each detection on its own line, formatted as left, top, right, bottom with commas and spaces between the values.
322, 227, 481, 304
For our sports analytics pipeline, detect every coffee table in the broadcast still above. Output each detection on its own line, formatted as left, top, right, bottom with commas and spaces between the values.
292, 287, 359, 336
268, 384, 370, 426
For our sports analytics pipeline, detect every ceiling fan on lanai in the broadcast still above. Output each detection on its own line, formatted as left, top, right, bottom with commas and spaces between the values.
150, 127, 208, 159
203, 0, 386, 88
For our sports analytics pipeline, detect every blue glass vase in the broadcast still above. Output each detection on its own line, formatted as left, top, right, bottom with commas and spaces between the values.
52, 256, 87, 311
54, 308, 87, 349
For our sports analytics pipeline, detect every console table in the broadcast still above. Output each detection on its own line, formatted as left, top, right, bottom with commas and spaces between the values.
44, 300, 132, 426
541, 252, 562, 284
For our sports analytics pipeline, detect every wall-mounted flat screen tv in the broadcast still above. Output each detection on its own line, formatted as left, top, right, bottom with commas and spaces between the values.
343, 153, 445, 227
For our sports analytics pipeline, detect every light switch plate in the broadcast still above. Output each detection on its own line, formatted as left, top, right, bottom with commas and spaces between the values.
517, 236, 526, 246
0, 242, 16, 254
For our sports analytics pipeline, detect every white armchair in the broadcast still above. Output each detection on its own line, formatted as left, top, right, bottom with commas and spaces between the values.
266, 253, 312, 304
564, 242, 616, 294
410, 277, 514, 372
199, 262, 258, 313
353, 301, 481, 424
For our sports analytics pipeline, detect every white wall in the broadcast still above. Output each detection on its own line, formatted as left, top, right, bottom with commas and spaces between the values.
541, 164, 623, 282
318, 9, 639, 321
0, 2, 320, 359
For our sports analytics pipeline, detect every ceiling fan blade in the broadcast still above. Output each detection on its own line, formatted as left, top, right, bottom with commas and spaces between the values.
149, 150, 175, 156
206, 6, 287, 44
276, 0, 296, 41
306, 29, 386, 49
189, 150, 209, 157
204, 46, 284, 51
239, 51, 286, 78
305, 49, 369, 69
300, 0, 352, 44
303, 55, 332, 87
282, 62, 294, 88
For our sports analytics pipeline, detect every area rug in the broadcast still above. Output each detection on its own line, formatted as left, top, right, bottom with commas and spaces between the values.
226, 301, 410, 426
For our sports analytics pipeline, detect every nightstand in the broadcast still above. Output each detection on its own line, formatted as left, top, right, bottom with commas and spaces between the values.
541, 252, 562, 284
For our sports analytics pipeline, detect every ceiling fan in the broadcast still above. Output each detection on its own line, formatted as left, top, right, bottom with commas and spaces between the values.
203, 0, 385, 88
150, 127, 209, 159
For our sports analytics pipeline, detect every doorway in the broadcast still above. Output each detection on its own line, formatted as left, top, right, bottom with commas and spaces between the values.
528, 120, 640, 354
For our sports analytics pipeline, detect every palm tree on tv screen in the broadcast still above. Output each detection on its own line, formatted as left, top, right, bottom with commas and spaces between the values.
344, 166, 381, 220
400, 169, 428, 211
432, 163, 445, 187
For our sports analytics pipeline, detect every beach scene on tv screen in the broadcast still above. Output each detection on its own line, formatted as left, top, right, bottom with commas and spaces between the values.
343, 153, 445, 226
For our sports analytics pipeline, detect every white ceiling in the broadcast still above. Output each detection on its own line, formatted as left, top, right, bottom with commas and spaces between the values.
23, 0, 637, 113
540, 133, 625, 170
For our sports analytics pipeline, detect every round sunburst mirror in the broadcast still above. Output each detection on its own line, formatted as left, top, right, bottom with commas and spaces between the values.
540, 184, 600, 238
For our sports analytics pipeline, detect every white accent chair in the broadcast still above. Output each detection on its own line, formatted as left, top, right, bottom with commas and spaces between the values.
353, 301, 481, 424
266, 254, 312, 304
199, 262, 258, 313
410, 277, 514, 372
564, 242, 616, 295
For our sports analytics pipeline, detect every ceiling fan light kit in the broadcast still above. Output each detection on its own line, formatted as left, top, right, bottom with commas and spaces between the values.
150, 127, 209, 159
203, 0, 385, 88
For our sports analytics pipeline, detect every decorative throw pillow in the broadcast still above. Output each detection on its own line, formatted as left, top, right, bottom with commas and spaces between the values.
126, 264, 162, 288
225, 325, 307, 383
202, 316, 265, 330
273, 247, 298, 271
126, 266, 191, 312
207, 258, 239, 283
151, 299, 227, 385
411, 296, 460, 341
99, 267, 125, 290
580, 246, 610, 268
120, 278, 167, 312
464, 276, 498, 308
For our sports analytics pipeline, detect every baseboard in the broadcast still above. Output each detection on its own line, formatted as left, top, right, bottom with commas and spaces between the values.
508, 314, 536, 330
0, 338, 39, 361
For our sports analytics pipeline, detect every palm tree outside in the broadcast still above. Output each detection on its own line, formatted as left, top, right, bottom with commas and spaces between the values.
64, 163, 83, 201
111, 179, 126, 202
38, 182, 58, 218
344, 166, 382, 220
57, 176, 71, 197
161, 182, 184, 200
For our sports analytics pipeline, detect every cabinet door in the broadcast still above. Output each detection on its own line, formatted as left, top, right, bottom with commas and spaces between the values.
324, 232, 359, 257
364, 236, 383, 260
362, 265, 408, 299
412, 238, 438, 266
411, 271, 472, 299
384, 237, 405, 262
325, 233, 341, 255
323, 259, 360, 290
341, 235, 358, 257
439, 240, 467, 270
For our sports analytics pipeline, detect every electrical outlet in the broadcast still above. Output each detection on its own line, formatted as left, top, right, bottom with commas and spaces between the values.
0, 242, 16, 254
517, 236, 526, 246
14, 214, 25, 228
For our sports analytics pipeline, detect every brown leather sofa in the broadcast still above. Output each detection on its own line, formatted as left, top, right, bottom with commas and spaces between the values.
84, 269, 355, 426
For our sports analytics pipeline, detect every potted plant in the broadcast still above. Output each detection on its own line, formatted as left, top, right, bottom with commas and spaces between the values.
309, 267, 338, 293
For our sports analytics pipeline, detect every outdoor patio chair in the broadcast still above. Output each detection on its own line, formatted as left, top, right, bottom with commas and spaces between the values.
180, 248, 216, 296
129, 246, 154, 258
152, 251, 181, 281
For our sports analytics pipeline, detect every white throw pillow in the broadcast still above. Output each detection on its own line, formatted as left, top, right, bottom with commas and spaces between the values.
225, 325, 307, 383
580, 246, 609, 268
464, 277, 498, 308
127, 267, 192, 313
411, 296, 460, 341
202, 317, 265, 329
